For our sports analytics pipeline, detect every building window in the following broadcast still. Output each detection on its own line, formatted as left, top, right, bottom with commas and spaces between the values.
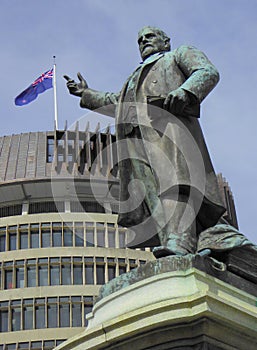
50, 259, 60, 286
84, 296, 93, 327
96, 257, 105, 285
119, 230, 126, 248
11, 300, 21, 331
5, 345, 16, 350
63, 227, 73, 246
97, 227, 105, 247
38, 259, 48, 286
47, 136, 55, 163
44, 340, 55, 350
17, 342, 30, 349
19, 232, 28, 249
118, 258, 127, 275
72, 297, 82, 327
108, 229, 116, 248
75, 226, 84, 246
61, 258, 71, 285
86, 226, 94, 247
0, 220, 125, 252
19, 225, 29, 249
129, 259, 137, 270
107, 258, 116, 281
30, 341, 42, 350
0, 228, 6, 251
85, 258, 94, 285
35, 299, 45, 329
0, 296, 92, 332
73, 258, 83, 285
9, 228, 17, 250
41, 229, 51, 248
29, 201, 65, 214
52, 227, 62, 247
27, 259, 36, 287
0, 204, 22, 218
16, 262, 25, 288
59, 297, 70, 327
0, 302, 9, 332
4, 262, 13, 289
47, 298, 58, 328
70, 201, 105, 213
30, 228, 40, 248
23, 299, 33, 330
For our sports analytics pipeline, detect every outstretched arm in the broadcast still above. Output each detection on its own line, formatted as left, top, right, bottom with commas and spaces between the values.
64, 73, 120, 117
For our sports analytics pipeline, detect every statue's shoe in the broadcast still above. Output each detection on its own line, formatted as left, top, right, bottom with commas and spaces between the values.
152, 246, 187, 258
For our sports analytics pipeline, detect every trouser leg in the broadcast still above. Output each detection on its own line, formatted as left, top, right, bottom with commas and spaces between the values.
154, 193, 197, 257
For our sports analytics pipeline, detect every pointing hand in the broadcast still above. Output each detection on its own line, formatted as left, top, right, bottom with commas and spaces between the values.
63, 72, 88, 97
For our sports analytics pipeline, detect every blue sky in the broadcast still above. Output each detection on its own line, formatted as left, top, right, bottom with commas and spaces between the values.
1, 0, 257, 243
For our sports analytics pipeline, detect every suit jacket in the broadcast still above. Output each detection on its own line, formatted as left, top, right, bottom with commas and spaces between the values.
80, 46, 226, 243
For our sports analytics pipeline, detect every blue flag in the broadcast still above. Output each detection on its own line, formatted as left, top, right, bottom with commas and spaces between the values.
15, 68, 53, 106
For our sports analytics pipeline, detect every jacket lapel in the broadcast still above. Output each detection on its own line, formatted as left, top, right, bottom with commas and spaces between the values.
116, 53, 165, 122
135, 53, 165, 92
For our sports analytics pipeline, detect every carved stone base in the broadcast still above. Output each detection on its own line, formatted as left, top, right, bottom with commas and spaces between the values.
55, 255, 257, 350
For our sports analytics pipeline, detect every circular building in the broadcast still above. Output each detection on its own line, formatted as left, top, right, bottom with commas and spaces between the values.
0, 127, 154, 350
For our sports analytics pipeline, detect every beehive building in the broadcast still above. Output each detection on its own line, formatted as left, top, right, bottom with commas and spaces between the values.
0, 126, 153, 349
0, 126, 237, 349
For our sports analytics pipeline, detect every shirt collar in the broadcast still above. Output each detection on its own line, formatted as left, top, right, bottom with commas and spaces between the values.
140, 52, 164, 65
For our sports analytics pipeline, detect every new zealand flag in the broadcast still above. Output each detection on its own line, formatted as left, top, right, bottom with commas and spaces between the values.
15, 68, 53, 106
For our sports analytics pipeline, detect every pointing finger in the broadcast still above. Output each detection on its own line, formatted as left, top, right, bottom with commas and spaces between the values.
63, 75, 73, 82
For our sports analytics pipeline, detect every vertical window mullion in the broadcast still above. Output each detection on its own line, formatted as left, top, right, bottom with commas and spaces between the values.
24, 260, 28, 288
71, 259, 74, 285
57, 298, 60, 328
94, 224, 97, 248
39, 223, 42, 248
72, 222, 75, 247
61, 222, 64, 247
50, 222, 53, 248
93, 258, 96, 285
0, 263, 2, 290
28, 224, 31, 250
33, 299, 35, 330
69, 298, 72, 328
115, 226, 118, 248
8, 301, 11, 332
21, 299, 24, 331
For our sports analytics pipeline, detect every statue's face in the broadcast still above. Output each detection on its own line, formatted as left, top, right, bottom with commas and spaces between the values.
138, 28, 167, 61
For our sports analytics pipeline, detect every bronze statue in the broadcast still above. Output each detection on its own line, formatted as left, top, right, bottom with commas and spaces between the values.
64, 26, 254, 259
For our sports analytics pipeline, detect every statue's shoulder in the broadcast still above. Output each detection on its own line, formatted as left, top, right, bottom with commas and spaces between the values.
163, 46, 196, 59
174, 45, 203, 58
173, 45, 198, 55
171, 45, 206, 65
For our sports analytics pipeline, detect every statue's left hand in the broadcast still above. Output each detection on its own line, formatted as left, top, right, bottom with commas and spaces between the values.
163, 88, 190, 115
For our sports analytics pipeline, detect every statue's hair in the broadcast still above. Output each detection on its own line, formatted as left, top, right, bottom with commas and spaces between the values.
138, 26, 171, 50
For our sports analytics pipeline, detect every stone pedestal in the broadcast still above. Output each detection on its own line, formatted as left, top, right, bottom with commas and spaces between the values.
55, 255, 257, 350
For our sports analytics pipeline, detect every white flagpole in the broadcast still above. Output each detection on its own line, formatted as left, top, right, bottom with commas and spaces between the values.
53, 56, 58, 130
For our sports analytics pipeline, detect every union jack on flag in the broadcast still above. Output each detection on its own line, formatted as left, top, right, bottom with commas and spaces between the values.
32, 69, 53, 87
15, 68, 53, 106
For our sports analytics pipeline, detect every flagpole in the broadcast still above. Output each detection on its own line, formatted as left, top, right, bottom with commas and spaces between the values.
53, 56, 58, 130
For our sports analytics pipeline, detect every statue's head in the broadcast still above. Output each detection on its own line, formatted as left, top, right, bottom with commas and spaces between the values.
138, 26, 171, 61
